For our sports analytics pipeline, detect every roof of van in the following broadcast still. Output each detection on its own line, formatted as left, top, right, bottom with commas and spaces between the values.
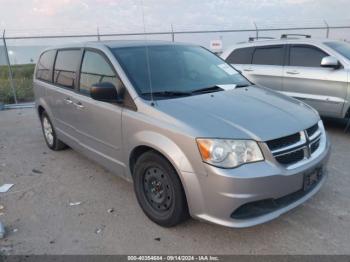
101, 40, 192, 48
44, 40, 192, 50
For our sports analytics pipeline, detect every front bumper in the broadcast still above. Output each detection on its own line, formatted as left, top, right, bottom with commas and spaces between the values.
184, 138, 330, 228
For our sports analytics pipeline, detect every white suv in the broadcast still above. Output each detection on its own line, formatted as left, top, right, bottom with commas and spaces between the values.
222, 35, 350, 119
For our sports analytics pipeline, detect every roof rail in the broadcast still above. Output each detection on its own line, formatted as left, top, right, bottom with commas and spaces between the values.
281, 34, 311, 39
248, 36, 275, 42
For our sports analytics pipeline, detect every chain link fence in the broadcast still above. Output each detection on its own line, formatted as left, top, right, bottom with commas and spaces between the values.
1, 20, 350, 106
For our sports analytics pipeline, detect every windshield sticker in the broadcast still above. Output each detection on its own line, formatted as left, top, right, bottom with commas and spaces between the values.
218, 64, 237, 75
217, 84, 237, 91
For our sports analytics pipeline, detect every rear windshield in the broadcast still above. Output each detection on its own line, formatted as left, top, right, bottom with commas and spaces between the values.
111, 45, 249, 98
324, 41, 350, 60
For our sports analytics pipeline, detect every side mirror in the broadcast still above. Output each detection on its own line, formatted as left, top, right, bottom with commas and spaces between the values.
321, 56, 340, 69
90, 82, 122, 103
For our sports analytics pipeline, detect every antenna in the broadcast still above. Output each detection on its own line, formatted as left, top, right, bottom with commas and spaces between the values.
140, 0, 154, 105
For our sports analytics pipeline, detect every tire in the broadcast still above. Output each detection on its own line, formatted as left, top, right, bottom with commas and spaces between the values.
40, 111, 67, 151
133, 151, 189, 227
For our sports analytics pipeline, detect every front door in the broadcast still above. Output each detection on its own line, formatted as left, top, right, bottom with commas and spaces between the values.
70, 49, 125, 176
282, 44, 348, 117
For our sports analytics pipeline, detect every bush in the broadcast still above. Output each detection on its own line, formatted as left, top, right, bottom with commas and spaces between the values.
0, 64, 35, 104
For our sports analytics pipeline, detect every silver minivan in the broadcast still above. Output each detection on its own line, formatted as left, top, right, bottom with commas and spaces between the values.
221, 36, 350, 119
34, 40, 330, 228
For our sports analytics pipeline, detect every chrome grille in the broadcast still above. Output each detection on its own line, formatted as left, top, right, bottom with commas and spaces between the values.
275, 149, 304, 165
266, 133, 300, 151
306, 123, 318, 137
266, 122, 323, 167
310, 139, 320, 154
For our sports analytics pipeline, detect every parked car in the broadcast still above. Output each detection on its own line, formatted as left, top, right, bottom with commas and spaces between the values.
34, 40, 330, 228
221, 35, 350, 119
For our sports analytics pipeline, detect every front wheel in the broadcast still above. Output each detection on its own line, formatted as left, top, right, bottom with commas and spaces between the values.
133, 151, 189, 227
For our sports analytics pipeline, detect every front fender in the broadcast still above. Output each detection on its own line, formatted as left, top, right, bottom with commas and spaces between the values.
127, 130, 196, 175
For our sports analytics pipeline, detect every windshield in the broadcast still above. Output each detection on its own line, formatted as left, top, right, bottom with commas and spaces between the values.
112, 45, 250, 99
324, 41, 350, 60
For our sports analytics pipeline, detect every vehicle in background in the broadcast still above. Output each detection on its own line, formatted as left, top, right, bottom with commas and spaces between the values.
221, 35, 350, 119
34, 40, 329, 228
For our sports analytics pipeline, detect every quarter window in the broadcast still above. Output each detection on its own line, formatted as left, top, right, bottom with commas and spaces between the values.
79, 50, 121, 96
54, 50, 81, 89
36, 50, 56, 82
226, 47, 254, 64
289, 45, 328, 67
252, 46, 284, 66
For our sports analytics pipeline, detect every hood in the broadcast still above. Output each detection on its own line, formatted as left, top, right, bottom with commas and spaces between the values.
154, 86, 320, 141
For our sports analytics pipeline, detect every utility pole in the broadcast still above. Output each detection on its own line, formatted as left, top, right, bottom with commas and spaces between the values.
324, 20, 330, 38
2, 30, 17, 104
97, 26, 101, 41
253, 22, 259, 39
171, 24, 175, 42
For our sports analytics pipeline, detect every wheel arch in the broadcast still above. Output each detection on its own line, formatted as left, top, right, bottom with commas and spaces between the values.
35, 98, 55, 123
37, 105, 45, 118
127, 131, 197, 177
126, 131, 204, 216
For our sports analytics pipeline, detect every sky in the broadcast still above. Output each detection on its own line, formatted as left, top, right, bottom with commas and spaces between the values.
1, 0, 350, 64
1, 0, 350, 36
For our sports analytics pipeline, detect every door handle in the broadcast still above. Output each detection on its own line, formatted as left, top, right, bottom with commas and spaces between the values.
243, 68, 254, 72
64, 97, 73, 104
286, 70, 299, 75
74, 101, 84, 109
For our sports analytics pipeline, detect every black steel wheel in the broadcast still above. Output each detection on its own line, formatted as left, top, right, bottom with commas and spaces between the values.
133, 151, 189, 227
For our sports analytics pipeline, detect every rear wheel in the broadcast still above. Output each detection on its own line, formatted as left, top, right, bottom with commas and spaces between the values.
40, 111, 67, 150
133, 151, 189, 227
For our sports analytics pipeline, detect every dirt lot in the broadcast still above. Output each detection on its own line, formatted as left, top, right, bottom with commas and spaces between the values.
0, 108, 349, 255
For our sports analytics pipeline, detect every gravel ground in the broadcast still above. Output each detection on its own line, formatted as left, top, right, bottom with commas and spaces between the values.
0, 108, 349, 255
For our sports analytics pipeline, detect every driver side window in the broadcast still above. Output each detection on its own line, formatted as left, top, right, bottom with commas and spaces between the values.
79, 50, 122, 96
289, 45, 328, 67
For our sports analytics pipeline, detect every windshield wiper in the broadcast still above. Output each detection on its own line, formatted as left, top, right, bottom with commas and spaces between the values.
235, 84, 250, 88
190, 85, 223, 94
141, 91, 192, 97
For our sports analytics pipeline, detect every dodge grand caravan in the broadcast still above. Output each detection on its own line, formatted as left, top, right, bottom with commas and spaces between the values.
34, 41, 330, 228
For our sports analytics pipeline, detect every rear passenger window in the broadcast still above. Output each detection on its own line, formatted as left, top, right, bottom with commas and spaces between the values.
252, 46, 284, 66
79, 50, 121, 96
36, 50, 56, 82
289, 45, 328, 67
226, 47, 254, 64
54, 50, 81, 89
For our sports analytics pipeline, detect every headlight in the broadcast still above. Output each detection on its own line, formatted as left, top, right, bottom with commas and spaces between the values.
196, 139, 264, 168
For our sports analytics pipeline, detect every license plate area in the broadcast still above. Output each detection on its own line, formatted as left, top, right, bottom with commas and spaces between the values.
303, 167, 323, 191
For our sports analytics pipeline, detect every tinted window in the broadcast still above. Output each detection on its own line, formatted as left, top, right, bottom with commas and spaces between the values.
79, 51, 121, 96
289, 45, 328, 67
54, 50, 81, 89
36, 50, 56, 82
324, 41, 350, 60
252, 46, 284, 66
226, 47, 254, 64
